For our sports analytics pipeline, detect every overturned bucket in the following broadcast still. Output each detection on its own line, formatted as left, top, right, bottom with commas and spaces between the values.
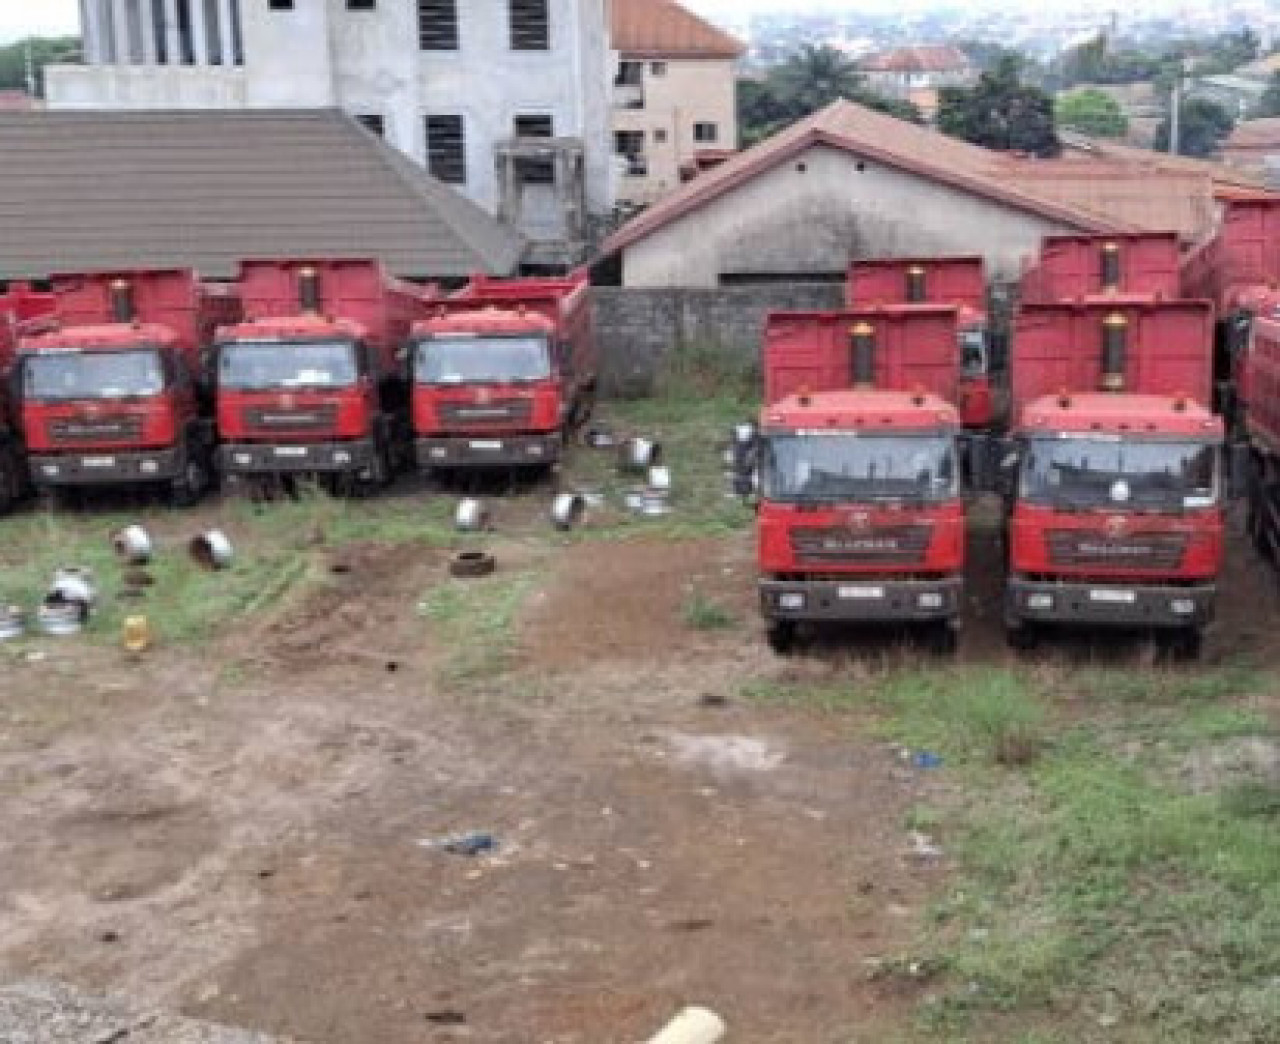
0, 605, 26, 641
111, 525, 153, 565
37, 600, 86, 637
619, 437, 661, 473
455, 498, 492, 533
49, 567, 97, 614
189, 531, 234, 571
550, 492, 586, 531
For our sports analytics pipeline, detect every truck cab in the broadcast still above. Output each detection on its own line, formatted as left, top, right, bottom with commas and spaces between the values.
1002, 300, 1223, 653
16, 271, 237, 505
214, 260, 425, 494
408, 272, 595, 473
0, 284, 57, 512
751, 306, 967, 653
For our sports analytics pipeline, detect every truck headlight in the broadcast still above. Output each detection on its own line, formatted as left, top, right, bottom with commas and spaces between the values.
234, 453, 252, 466
1170, 599, 1195, 615
140, 460, 159, 474
1028, 593, 1054, 610
41, 464, 59, 477
333, 450, 352, 465
778, 593, 805, 610
918, 592, 944, 609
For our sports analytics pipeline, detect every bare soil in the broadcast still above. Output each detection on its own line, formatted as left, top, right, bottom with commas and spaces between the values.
2, 502, 1278, 1042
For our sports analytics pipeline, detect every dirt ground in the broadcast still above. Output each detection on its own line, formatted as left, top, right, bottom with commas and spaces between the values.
2, 495, 1278, 1043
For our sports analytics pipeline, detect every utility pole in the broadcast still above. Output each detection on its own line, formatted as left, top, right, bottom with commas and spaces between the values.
23, 38, 36, 97
1169, 73, 1181, 156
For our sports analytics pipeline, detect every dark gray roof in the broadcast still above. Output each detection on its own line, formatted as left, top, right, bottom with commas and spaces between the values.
0, 109, 525, 281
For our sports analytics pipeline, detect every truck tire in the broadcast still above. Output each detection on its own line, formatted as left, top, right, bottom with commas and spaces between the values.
766, 621, 797, 656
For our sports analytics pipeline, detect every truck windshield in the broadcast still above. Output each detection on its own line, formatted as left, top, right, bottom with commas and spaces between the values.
23, 349, 163, 402
219, 340, 358, 390
761, 432, 959, 504
1020, 437, 1219, 510
415, 336, 551, 385
959, 329, 987, 377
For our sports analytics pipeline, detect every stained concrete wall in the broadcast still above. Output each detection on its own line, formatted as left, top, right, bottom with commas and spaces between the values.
593, 282, 845, 397
620, 143, 1081, 288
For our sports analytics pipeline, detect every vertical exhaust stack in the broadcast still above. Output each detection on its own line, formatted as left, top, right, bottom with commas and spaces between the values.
110, 279, 135, 323
298, 266, 321, 315
851, 321, 876, 387
1101, 312, 1128, 392
1100, 241, 1121, 292
905, 265, 927, 303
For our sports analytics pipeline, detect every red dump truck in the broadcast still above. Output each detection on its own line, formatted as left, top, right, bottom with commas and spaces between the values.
0, 285, 57, 511
214, 259, 428, 493
408, 271, 596, 474
15, 270, 239, 505
1020, 232, 1183, 305
746, 304, 968, 653
1001, 297, 1223, 654
847, 257, 994, 428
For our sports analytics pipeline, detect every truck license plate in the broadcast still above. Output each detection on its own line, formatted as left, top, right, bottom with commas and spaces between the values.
274, 446, 307, 457
1090, 589, 1136, 604
469, 440, 503, 450
838, 585, 885, 600
82, 456, 116, 468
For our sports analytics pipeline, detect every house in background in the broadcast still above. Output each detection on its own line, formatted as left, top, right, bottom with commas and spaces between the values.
610, 0, 744, 209
47, 0, 616, 266
859, 45, 974, 104
1221, 118, 1280, 186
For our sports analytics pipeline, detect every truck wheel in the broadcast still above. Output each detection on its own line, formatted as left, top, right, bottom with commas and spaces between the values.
170, 457, 207, 508
766, 621, 798, 656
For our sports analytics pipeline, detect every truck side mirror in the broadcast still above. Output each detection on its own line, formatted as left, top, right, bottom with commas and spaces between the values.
995, 437, 1019, 497
1228, 443, 1252, 500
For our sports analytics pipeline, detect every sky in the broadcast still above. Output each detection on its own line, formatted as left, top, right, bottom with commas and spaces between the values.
0, 0, 79, 45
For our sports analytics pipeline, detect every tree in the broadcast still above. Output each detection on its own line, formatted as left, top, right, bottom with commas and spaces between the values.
736, 44, 922, 147
1254, 71, 1280, 118
1154, 97, 1235, 157
1056, 88, 1129, 138
0, 36, 81, 96
937, 55, 1061, 157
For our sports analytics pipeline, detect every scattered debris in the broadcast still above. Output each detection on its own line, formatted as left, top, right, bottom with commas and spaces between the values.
424, 1010, 467, 1026
0, 605, 25, 641
648, 465, 672, 491
668, 917, 714, 932
905, 831, 944, 862
48, 568, 96, 613
448, 551, 496, 579
122, 615, 152, 655
110, 525, 153, 565
418, 832, 498, 857
911, 750, 944, 770
619, 436, 661, 473
550, 492, 586, 531
189, 531, 234, 571
583, 423, 616, 448
646, 1006, 726, 1044
454, 498, 491, 533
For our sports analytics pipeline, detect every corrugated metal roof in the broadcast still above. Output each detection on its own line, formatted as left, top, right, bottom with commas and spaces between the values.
0, 109, 525, 281
611, 0, 744, 59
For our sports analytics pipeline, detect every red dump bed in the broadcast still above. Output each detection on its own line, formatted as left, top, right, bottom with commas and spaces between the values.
1022, 232, 1183, 304
1011, 299, 1214, 418
847, 257, 985, 313
38, 269, 239, 370
0, 285, 56, 376
1182, 199, 1280, 306
764, 305, 960, 406
233, 259, 426, 374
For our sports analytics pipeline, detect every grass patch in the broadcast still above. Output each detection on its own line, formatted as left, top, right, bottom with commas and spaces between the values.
417, 569, 539, 685
682, 590, 735, 631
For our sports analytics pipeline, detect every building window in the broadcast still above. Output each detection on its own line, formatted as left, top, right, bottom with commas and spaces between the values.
510, 0, 550, 51
654, 128, 668, 144
650, 62, 667, 76
615, 130, 646, 177
426, 114, 467, 184
615, 61, 642, 86
418, 0, 459, 51
268, 0, 294, 10
347, 0, 376, 8
514, 115, 555, 184
694, 122, 719, 143
356, 114, 385, 137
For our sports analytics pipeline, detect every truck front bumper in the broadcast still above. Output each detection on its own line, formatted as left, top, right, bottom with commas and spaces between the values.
416, 433, 561, 469
1006, 578, 1216, 629
760, 576, 963, 623
219, 440, 374, 475
29, 447, 182, 486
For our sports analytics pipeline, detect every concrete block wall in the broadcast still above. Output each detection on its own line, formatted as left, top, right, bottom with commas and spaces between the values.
593, 283, 844, 397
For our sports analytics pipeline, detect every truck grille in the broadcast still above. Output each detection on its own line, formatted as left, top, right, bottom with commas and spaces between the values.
242, 405, 339, 431
438, 399, 532, 426
791, 525, 932, 565
1046, 530, 1187, 570
48, 415, 143, 443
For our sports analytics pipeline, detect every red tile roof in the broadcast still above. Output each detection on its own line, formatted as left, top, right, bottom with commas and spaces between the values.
602, 100, 1280, 259
611, 0, 745, 59
1224, 117, 1280, 150
861, 45, 971, 74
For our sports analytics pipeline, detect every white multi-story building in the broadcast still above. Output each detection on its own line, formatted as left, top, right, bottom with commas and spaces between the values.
48, 1, 618, 262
